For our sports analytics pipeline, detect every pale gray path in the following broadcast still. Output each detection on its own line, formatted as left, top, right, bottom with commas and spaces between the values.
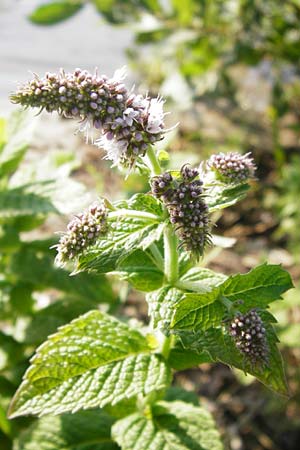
0, 0, 132, 113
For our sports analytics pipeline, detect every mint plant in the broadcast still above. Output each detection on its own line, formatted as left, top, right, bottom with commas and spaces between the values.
8, 68, 293, 450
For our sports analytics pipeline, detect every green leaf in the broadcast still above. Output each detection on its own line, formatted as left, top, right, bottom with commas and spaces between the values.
0, 186, 57, 219
11, 244, 116, 304
179, 316, 288, 395
29, 1, 83, 25
147, 286, 185, 331
9, 311, 171, 417
112, 400, 224, 450
77, 194, 164, 274
116, 249, 164, 292
206, 183, 250, 212
222, 264, 294, 310
0, 110, 36, 178
178, 267, 227, 293
13, 409, 119, 450
171, 289, 225, 331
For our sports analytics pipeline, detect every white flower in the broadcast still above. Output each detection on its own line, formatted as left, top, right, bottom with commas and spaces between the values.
96, 134, 128, 165
123, 107, 140, 126
131, 94, 149, 110
111, 66, 127, 83
77, 117, 97, 143
146, 97, 165, 134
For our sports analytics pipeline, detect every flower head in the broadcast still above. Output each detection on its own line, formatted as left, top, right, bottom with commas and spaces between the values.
207, 152, 256, 183
228, 308, 268, 367
55, 201, 108, 267
151, 165, 211, 258
11, 68, 168, 168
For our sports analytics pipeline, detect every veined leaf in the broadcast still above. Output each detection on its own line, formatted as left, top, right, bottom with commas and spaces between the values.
112, 400, 223, 450
178, 267, 227, 293
179, 314, 288, 395
222, 263, 294, 310
147, 286, 185, 331
171, 289, 225, 331
13, 409, 118, 450
29, 1, 83, 25
77, 194, 164, 274
9, 311, 171, 418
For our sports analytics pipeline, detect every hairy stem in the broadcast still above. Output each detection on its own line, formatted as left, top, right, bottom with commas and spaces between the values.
149, 243, 164, 271
145, 147, 162, 176
164, 224, 179, 285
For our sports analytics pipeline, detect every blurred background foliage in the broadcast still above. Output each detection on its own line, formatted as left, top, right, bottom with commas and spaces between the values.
1, 0, 300, 449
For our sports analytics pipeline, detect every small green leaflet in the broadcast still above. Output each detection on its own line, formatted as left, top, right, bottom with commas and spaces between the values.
29, 1, 83, 25
13, 409, 118, 450
76, 194, 165, 274
206, 182, 250, 212
9, 311, 171, 418
112, 400, 224, 450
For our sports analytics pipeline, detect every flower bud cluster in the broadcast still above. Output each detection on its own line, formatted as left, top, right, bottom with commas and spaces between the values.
11, 68, 166, 167
207, 152, 256, 183
229, 309, 268, 366
151, 165, 211, 257
55, 202, 108, 267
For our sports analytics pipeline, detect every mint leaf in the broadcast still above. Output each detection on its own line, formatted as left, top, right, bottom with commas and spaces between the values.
9, 311, 171, 418
222, 263, 294, 310
116, 249, 164, 292
179, 315, 288, 395
112, 400, 223, 450
171, 289, 225, 331
14, 409, 118, 450
179, 267, 227, 293
77, 194, 164, 274
147, 286, 184, 330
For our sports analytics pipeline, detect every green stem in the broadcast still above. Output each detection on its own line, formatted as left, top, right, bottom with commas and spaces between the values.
149, 243, 164, 271
108, 209, 161, 222
220, 296, 233, 311
157, 331, 173, 360
163, 225, 179, 285
145, 147, 162, 176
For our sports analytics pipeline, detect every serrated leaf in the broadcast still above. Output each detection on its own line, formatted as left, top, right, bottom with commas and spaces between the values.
116, 249, 163, 292
77, 194, 164, 274
0, 110, 36, 178
171, 289, 225, 331
222, 264, 294, 310
9, 311, 171, 418
29, 1, 83, 25
206, 182, 250, 212
112, 400, 223, 450
179, 318, 288, 395
13, 409, 118, 450
179, 267, 227, 293
147, 286, 185, 330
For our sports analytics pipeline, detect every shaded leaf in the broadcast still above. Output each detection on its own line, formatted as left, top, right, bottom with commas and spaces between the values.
112, 400, 223, 450
13, 409, 119, 450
